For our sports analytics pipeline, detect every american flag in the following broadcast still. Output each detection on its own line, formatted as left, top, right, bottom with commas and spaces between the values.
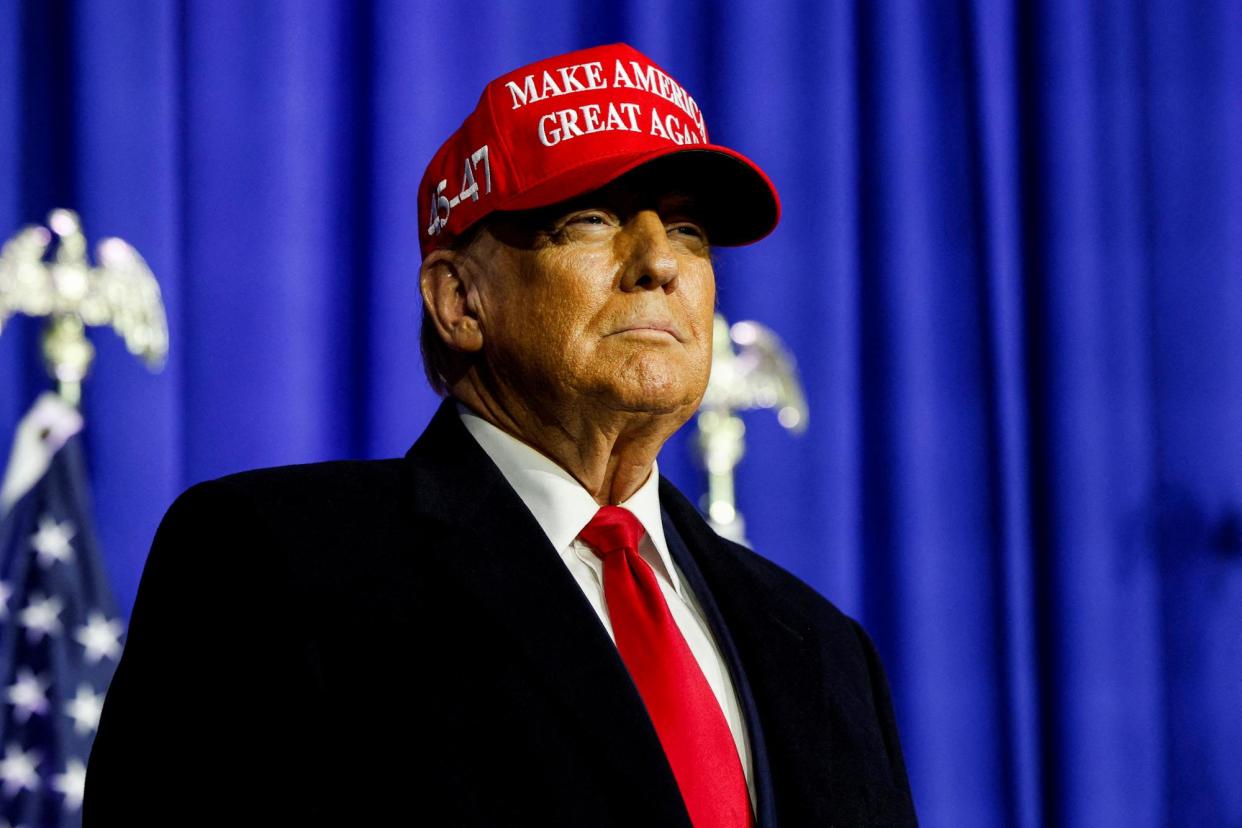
0, 396, 123, 828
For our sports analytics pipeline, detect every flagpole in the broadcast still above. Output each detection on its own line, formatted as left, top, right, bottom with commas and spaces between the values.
42, 315, 93, 407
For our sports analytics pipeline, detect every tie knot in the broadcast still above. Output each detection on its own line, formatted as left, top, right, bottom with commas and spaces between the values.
578, 506, 645, 559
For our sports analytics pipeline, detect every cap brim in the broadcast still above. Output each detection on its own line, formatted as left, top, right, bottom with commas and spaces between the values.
493, 145, 780, 247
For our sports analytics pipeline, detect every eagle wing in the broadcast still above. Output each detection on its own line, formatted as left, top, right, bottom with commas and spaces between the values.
94, 237, 169, 368
0, 226, 54, 332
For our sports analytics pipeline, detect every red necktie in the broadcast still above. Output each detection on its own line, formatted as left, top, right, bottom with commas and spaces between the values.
579, 506, 753, 828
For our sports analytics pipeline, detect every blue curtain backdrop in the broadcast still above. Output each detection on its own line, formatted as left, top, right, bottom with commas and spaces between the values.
2, 1, 1239, 825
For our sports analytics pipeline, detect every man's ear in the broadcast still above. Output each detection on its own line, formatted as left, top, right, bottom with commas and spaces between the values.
420, 248, 484, 354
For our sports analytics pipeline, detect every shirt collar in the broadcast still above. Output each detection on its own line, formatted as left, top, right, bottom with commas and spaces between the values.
457, 404, 675, 582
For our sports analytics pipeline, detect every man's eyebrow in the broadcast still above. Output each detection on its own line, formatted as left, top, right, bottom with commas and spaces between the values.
520, 189, 703, 229
657, 193, 706, 220
660, 192, 696, 207
541, 194, 614, 221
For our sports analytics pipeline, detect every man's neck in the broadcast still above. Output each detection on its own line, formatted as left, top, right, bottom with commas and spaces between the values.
450, 382, 687, 506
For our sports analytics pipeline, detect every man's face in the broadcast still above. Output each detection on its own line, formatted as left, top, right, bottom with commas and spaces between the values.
465, 178, 716, 421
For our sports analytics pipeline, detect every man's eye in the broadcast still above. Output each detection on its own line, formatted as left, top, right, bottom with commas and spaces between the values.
670, 223, 706, 240
569, 213, 608, 226
545, 211, 614, 243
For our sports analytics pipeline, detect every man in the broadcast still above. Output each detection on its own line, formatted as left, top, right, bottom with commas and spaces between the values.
85, 44, 916, 826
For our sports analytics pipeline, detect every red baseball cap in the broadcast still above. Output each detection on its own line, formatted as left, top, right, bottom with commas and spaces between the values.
418, 43, 780, 257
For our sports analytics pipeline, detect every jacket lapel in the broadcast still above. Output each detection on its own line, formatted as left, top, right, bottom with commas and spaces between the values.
660, 479, 855, 826
662, 511, 779, 828
401, 402, 692, 826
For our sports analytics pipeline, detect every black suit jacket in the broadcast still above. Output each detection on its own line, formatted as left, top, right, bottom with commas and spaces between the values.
85, 402, 916, 826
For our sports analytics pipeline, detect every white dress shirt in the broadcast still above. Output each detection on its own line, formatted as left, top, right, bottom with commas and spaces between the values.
459, 407, 754, 800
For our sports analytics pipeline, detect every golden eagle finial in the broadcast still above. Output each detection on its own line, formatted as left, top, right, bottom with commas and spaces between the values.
0, 209, 168, 404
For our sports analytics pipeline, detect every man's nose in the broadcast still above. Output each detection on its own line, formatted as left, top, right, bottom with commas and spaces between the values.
618, 210, 678, 291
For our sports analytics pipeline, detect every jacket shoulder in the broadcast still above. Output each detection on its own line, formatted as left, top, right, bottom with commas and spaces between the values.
659, 480, 918, 822
723, 532, 857, 624
210, 457, 406, 502
153, 459, 411, 582
167, 458, 406, 527
660, 477, 857, 632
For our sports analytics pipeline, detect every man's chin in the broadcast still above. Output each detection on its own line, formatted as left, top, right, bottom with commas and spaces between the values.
604, 354, 708, 407
597, 382, 705, 423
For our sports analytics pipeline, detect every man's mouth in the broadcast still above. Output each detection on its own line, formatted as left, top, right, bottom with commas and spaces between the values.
608, 320, 685, 342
